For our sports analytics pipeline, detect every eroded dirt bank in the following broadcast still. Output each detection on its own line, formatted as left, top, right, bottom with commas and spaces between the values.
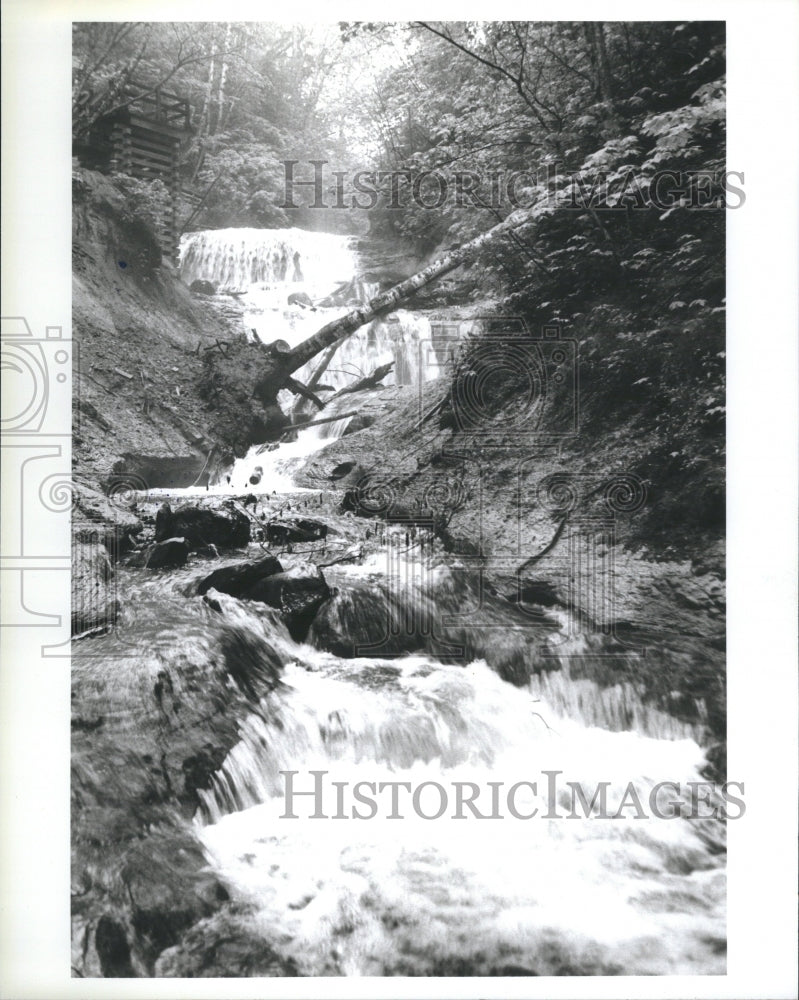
72, 168, 290, 494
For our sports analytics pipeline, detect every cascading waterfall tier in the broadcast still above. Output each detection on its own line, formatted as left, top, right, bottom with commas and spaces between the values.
180, 227, 358, 294
115, 482, 726, 978
194, 641, 726, 977
179, 228, 471, 422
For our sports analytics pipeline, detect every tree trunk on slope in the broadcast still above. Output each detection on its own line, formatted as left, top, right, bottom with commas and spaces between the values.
288, 203, 538, 372
252, 199, 543, 421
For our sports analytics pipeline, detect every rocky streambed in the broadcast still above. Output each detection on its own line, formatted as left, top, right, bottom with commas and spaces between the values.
72, 469, 726, 977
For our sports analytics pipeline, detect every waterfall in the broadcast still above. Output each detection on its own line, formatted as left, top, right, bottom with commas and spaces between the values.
179, 228, 468, 409
180, 228, 358, 294
103, 488, 726, 978
144, 230, 729, 975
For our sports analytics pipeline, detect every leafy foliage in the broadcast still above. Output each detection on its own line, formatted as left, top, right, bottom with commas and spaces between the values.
333, 21, 726, 548
73, 22, 358, 232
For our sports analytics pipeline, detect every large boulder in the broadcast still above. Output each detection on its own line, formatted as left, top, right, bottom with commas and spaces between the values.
145, 537, 190, 570
72, 540, 120, 636
196, 555, 283, 597
307, 584, 398, 657
287, 291, 313, 308
245, 563, 331, 640
155, 502, 250, 549
189, 279, 216, 296
197, 557, 329, 640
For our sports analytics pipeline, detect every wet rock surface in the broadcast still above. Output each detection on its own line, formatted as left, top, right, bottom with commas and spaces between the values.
244, 562, 331, 640
71, 598, 286, 977
197, 556, 330, 641
196, 555, 284, 597
154, 910, 298, 977
144, 537, 190, 569
73, 481, 144, 557
155, 502, 250, 549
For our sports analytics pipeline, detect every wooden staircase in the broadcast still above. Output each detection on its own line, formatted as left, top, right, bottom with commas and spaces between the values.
87, 84, 194, 265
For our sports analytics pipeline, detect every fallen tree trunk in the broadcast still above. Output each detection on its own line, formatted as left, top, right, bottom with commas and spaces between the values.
290, 338, 346, 420
283, 201, 539, 375
253, 198, 545, 430
306, 341, 343, 391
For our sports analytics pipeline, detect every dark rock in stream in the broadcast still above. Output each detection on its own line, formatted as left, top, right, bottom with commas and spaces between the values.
145, 537, 190, 570
197, 555, 283, 597
155, 502, 250, 549
154, 501, 172, 540
193, 543, 220, 559
309, 584, 408, 657
189, 278, 217, 296
265, 517, 328, 545
197, 557, 329, 640
244, 563, 331, 640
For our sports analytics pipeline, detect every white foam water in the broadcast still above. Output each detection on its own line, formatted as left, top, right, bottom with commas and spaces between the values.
194, 650, 725, 976
168, 226, 725, 976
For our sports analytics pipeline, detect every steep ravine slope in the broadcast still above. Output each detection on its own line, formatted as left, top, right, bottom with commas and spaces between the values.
72, 169, 268, 491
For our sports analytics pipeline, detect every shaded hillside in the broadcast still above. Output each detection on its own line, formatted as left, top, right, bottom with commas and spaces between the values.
72, 169, 279, 488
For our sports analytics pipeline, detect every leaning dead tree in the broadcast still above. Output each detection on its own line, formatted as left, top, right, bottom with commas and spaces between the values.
253, 199, 547, 428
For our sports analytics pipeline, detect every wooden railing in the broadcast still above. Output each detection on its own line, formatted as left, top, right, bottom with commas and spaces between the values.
119, 83, 191, 130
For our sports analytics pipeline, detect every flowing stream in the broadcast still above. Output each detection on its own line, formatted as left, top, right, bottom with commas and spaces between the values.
110, 228, 730, 975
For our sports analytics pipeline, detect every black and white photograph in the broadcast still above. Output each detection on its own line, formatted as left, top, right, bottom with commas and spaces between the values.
1, 3, 797, 997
